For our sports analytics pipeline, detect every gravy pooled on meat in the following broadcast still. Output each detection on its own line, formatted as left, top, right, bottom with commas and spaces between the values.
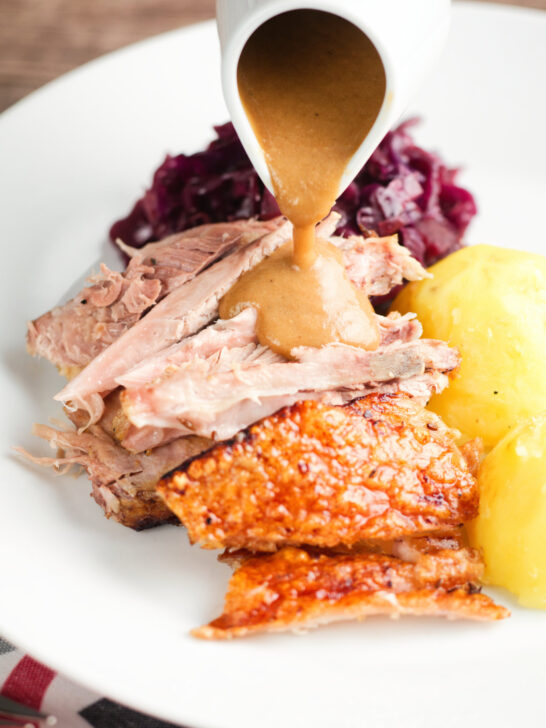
220, 240, 380, 356
219, 10, 386, 358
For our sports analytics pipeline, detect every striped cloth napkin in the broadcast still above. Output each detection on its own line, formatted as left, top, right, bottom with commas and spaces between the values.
0, 638, 185, 727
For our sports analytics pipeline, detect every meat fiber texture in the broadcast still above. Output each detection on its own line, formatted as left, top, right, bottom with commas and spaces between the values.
54, 217, 295, 421
27, 218, 280, 377
24, 216, 458, 531
53, 214, 446, 434
17, 421, 211, 530
21, 211, 509, 632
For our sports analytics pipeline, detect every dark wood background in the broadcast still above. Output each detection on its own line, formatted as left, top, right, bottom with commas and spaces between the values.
0, 0, 544, 113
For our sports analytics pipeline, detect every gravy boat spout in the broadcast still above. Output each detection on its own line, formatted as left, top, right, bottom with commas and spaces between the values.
216, 0, 450, 199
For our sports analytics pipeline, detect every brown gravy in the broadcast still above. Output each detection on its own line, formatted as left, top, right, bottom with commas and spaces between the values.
220, 10, 386, 357
219, 239, 379, 356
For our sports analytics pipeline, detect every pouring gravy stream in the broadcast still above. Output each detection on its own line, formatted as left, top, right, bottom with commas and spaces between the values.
219, 10, 386, 358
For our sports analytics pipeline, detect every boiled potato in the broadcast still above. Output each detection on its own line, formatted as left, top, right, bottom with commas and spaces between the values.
469, 414, 546, 609
393, 244, 546, 448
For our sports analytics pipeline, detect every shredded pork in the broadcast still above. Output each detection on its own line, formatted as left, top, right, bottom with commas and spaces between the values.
21, 214, 509, 634
121, 338, 458, 440
18, 423, 210, 530
25, 217, 458, 534
54, 220, 293, 421
27, 219, 279, 377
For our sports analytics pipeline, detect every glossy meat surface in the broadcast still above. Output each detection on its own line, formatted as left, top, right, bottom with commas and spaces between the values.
194, 545, 509, 639
158, 393, 478, 550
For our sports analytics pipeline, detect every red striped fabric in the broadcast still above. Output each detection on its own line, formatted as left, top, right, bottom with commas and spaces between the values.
0, 646, 180, 726
1, 655, 56, 711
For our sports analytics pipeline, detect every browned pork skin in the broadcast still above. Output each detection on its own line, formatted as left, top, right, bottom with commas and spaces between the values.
158, 393, 477, 550
193, 545, 509, 639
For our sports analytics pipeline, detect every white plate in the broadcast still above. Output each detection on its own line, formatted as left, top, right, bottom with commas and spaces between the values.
1, 4, 545, 727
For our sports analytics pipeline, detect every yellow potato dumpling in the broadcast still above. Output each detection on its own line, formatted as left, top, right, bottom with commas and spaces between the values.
469, 414, 546, 609
393, 245, 546, 448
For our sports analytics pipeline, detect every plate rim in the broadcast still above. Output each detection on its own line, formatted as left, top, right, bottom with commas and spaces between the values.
1, 1, 545, 124
1, 4, 545, 727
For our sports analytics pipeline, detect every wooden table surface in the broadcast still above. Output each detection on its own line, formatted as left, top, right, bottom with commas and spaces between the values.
0, 0, 544, 113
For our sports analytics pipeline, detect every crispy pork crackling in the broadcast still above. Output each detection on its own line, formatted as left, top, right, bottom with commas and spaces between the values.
158, 393, 478, 550
194, 544, 509, 639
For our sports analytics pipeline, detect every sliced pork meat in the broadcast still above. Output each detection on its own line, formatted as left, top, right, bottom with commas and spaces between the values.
120, 337, 458, 440
27, 260, 159, 380
53, 217, 429, 420
18, 423, 211, 529
375, 312, 422, 345
65, 388, 122, 435
390, 370, 452, 400
84, 310, 424, 452
115, 423, 189, 454
292, 338, 458, 372
63, 389, 185, 453
117, 307, 259, 390
193, 545, 509, 639
27, 219, 279, 377
157, 393, 477, 550
101, 369, 448, 454
55, 220, 293, 421
119, 310, 420, 391
337, 233, 431, 296
115, 218, 279, 296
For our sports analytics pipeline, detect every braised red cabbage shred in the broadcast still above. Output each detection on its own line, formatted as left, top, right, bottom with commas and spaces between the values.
110, 119, 476, 276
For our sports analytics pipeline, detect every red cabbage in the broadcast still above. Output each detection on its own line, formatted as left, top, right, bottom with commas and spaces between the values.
110, 119, 476, 269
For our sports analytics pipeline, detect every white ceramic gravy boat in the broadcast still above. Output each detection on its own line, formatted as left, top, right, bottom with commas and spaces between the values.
216, 0, 451, 199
